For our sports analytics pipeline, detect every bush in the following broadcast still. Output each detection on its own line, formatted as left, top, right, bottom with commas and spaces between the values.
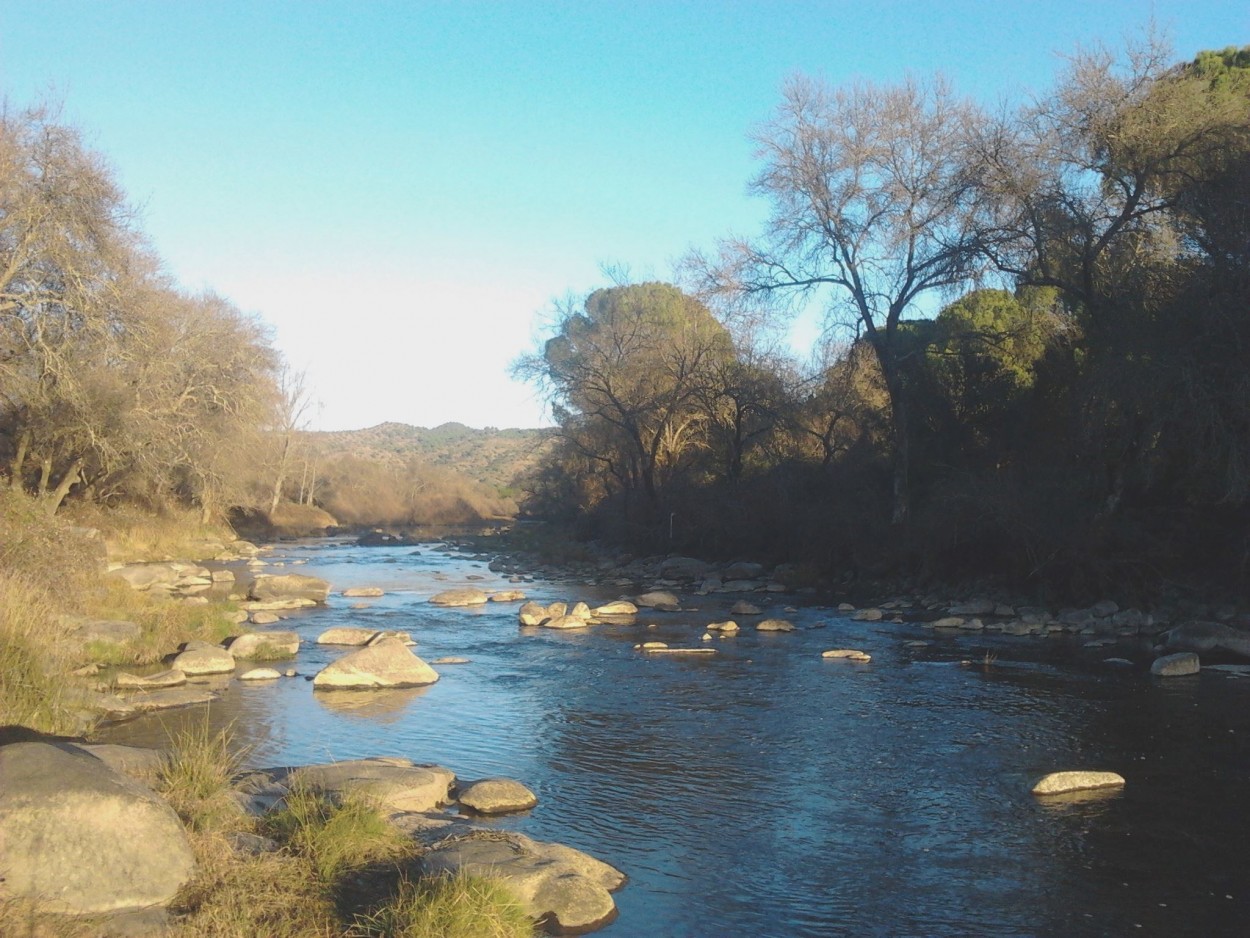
265, 787, 413, 883
351, 873, 534, 938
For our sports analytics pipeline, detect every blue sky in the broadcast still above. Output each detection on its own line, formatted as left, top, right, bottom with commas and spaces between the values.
1, 1, 1245, 429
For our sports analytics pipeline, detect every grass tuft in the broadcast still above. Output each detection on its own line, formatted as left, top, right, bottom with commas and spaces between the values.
157, 720, 251, 833
266, 786, 414, 883
350, 873, 535, 938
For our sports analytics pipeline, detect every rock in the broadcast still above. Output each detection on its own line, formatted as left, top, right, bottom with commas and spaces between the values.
227, 831, 279, 856
317, 627, 380, 645
0, 742, 196, 914
342, 587, 384, 598
115, 669, 186, 690
904, 640, 931, 648
366, 629, 416, 646
636, 590, 680, 609
126, 685, 222, 713
852, 608, 883, 621
431, 656, 470, 665
730, 600, 762, 616
1031, 770, 1126, 796
569, 601, 592, 620
457, 778, 539, 815
250, 611, 280, 625
239, 667, 282, 681
1103, 657, 1135, 668
312, 638, 440, 689
1158, 621, 1250, 658
247, 573, 330, 604
723, 561, 765, 580
640, 641, 668, 649
706, 620, 740, 632
659, 556, 712, 579
643, 646, 718, 655
702, 633, 712, 641
1151, 652, 1200, 677
211, 569, 236, 583
421, 830, 623, 934
932, 616, 965, 629
756, 618, 795, 632
108, 562, 197, 591
429, 588, 489, 606
170, 641, 235, 675
822, 649, 871, 662
490, 590, 527, 602
959, 618, 985, 631
593, 600, 638, 616
949, 599, 996, 616
540, 615, 592, 630
518, 601, 552, 626
62, 617, 142, 649
74, 744, 168, 782
228, 631, 300, 659
284, 758, 455, 813
1090, 600, 1120, 618
837, 603, 856, 612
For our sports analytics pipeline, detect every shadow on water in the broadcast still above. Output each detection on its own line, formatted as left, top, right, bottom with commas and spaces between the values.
98, 538, 1250, 937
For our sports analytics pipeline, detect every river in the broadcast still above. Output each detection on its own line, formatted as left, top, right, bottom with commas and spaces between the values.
99, 538, 1250, 937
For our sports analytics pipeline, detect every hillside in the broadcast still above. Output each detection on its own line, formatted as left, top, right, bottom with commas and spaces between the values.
306, 422, 555, 492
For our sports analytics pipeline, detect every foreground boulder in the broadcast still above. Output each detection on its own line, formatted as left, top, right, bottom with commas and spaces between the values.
457, 777, 539, 815
247, 573, 330, 605
228, 630, 300, 659
421, 829, 625, 934
312, 638, 440, 689
429, 588, 490, 606
0, 742, 195, 914
1031, 770, 1126, 796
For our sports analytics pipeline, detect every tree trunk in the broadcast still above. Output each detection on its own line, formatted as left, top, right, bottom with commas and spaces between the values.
9, 429, 31, 491
43, 458, 83, 516
37, 458, 52, 498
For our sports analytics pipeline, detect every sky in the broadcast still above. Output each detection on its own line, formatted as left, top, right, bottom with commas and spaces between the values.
0, 1, 1245, 430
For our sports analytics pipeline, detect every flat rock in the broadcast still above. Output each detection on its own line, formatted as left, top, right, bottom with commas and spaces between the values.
756, 618, 795, 632
421, 830, 624, 934
366, 629, 416, 646
285, 758, 455, 813
429, 588, 489, 606
0, 742, 196, 914
541, 614, 592, 630
74, 744, 168, 782
593, 600, 639, 617
1031, 770, 1126, 796
312, 638, 440, 689
822, 649, 871, 662
114, 669, 187, 690
127, 685, 221, 712
1151, 652, 1200, 677
239, 668, 282, 681
250, 611, 280, 625
1159, 621, 1250, 658
248, 573, 330, 604
342, 587, 384, 598
636, 590, 680, 609
317, 627, 379, 645
490, 590, 527, 602
707, 620, 740, 632
852, 608, 883, 621
170, 642, 235, 675
730, 601, 762, 616
457, 777, 539, 815
431, 656, 470, 665
227, 631, 300, 659
642, 646, 717, 655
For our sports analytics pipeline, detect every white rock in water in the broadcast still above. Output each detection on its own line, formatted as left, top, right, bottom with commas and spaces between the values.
1150, 652, 1200, 677
1031, 771, 1126, 796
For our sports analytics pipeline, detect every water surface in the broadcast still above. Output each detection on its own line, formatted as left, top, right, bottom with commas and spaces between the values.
101, 540, 1250, 937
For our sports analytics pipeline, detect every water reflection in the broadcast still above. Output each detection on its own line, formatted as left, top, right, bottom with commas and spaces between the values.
313, 685, 432, 721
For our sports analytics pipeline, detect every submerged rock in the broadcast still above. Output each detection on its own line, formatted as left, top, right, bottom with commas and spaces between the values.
1031, 770, 1126, 796
730, 600, 762, 616
429, 588, 489, 606
343, 587, 385, 598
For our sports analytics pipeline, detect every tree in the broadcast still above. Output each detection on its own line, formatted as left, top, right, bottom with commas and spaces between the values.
693, 75, 985, 522
518, 282, 733, 514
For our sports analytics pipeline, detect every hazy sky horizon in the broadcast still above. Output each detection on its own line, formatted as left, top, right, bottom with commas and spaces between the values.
2, 2, 1245, 430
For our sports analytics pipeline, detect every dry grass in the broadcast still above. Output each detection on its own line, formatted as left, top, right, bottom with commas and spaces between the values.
350, 873, 535, 938
85, 578, 240, 665
63, 499, 231, 565
157, 719, 252, 833
0, 574, 83, 735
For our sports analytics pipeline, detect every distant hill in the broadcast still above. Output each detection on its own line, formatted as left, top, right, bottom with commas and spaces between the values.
305, 422, 555, 492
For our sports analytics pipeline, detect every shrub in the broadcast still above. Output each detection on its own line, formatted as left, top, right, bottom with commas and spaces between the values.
265, 787, 413, 883
351, 873, 534, 938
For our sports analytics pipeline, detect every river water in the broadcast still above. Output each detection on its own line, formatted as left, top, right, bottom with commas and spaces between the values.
99, 539, 1250, 937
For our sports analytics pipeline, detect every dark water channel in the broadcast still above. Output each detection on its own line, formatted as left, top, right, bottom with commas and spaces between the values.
100, 540, 1250, 937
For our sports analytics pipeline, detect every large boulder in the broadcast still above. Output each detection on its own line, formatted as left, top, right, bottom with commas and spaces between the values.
1158, 621, 1250, 658
227, 631, 301, 659
0, 742, 195, 915
457, 778, 539, 815
429, 588, 489, 607
170, 640, 235, 675
247, 573, 330, 604
421, 830, 624, 934
312, 638, 440, 689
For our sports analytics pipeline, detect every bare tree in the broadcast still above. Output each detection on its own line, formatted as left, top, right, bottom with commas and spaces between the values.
692, 75, 985, 522
268, 365, 313, 515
